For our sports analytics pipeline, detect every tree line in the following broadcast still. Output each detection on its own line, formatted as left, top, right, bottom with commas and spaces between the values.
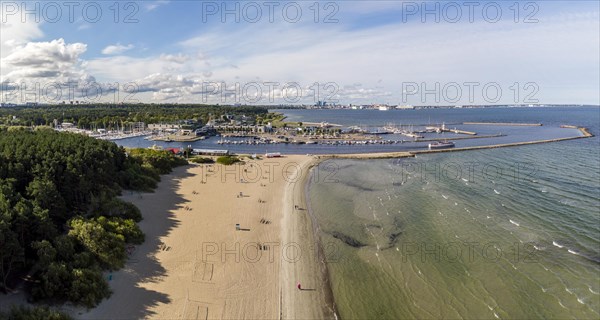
0, 104, 269, 129
0, 128, 186, 307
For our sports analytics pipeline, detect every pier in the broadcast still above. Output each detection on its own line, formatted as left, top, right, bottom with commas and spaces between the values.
562, 125, 593, 137
463, 122, 543, 126
425, 123, 477, 135
441, 128, 477, 135
327, 127, 593, 159
415, 133, 505, 142
411, 127, 592, 155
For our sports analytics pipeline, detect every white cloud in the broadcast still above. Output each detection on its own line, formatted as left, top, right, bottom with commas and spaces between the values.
71, 12, 600, 104
0, 38, 114, 103
174, 13, 599, 104
159, 53, 190, 64
0, 4, 44, 79
101, 43, 135, 55
145, 0, 170, 11
2, 39, 87, 81
2, 4, 597, 104
0, 6, 43, 52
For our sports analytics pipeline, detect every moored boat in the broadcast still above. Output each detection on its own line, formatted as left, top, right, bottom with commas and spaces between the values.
428, 141, 455, 150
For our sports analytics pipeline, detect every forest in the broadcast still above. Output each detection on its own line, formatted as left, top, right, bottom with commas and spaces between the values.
0, 104, 270, 128
0, 128, 187, 308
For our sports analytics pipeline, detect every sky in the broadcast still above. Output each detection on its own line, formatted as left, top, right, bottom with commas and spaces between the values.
1, 0, 599, 105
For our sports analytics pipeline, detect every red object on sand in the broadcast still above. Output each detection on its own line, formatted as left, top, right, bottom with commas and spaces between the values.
297, 282, 301, 290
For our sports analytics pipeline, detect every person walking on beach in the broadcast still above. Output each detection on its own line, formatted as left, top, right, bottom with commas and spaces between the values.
297, 282, 302, 290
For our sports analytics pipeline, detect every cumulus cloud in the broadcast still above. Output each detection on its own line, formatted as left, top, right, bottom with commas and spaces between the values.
0, 5, 43, 57
3, 39, 87, 81
101, 43, 135, 55
0, 38, 119, 103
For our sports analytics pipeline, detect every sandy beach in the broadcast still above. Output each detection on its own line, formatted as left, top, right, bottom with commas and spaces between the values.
76, 155, 335, 319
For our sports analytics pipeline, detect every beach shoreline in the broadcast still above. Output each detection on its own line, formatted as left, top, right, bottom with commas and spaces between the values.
10, 125, 593, 318
70, 155, 336, 319
280, 157, 337, 319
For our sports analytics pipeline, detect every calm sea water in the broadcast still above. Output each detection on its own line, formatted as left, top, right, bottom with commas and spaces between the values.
305, 107, 599, 319
117, 107, 593, 155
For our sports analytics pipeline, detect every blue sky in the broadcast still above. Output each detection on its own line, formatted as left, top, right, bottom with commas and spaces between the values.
1, 0, 599, 105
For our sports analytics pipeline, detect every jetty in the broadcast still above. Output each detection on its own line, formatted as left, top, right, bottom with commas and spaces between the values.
463, 122, 542, 126
415, 133, 505, 142
149, 135, 206, 142
425, 123, 477, 135
443, 128, 477, 135
562, 125, 593, 137
333, 126, 593, 159
324, 152, 415, 160
411, 126, 592, 155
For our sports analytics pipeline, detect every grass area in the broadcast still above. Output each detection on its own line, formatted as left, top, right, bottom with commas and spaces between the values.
216, 156, 242, 165
190, 157, 215, 164
257, 112, 287, 127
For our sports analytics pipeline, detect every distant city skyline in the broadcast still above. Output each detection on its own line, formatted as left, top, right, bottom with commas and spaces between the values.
1, 1, 599, 105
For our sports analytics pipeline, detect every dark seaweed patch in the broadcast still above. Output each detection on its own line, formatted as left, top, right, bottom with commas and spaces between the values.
330, 231, 367, 248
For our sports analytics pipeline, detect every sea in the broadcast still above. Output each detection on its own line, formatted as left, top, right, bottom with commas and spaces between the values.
115, 107, 600, 318
299, 107, 600, 319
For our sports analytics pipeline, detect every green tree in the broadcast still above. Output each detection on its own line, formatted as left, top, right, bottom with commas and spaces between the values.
68, 218, 126, 270
0, 305, 72, 320
68, 268, 110, 308
0, 222, 24, 292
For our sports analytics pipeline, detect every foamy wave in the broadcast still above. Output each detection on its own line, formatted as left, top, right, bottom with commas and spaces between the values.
589, 287, 599, 295
568, 249, 579, 255
577, 298, 585, 304
552, 241, 564, 248
559, 199, 576, 206
442, 194, 448, 199
509, 220, 520, 227
494, 189, 501, 195
565, 288, 573, 294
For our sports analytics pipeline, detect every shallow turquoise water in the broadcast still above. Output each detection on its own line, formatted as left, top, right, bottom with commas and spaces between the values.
306, 108, 599, 319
